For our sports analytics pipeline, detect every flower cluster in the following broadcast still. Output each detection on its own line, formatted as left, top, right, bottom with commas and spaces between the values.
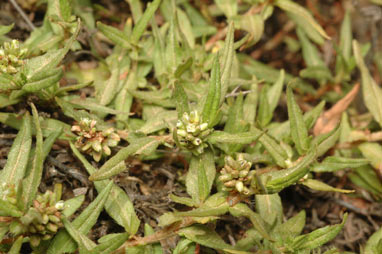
219, 154, 255, 196
7, 191, 64, 247
176, 111, 212, 155
0, 40, 27, 74
71, 118, 120, 162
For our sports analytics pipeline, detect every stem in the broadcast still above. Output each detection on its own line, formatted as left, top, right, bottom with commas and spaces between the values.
112, 218, 194, 253
8, 0, 36, 31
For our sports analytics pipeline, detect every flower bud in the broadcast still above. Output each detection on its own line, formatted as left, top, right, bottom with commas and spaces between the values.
236, 181, 244, 193
224, 180, 236, 188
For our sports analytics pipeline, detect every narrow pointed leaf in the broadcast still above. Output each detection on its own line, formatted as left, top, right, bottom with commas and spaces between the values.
70, 143, 140, 234
259, 149, 316, 193
207, 129, 262, 144
202, 55, 221, 125
312, 156, 369, 173
131, 0, 162, 44
267, 69, 285, 114
47, 181, 113, 254
8, 235, 23, 254
89, 161, 127, 181
287, 86, 309, 155
62, 217, 97, 252
243, 82, 258, 124
97, 22, 131, 48
186, 151, 215, 204
229, 203, 270, 240
292, 214, 347, 251
364, 227, 382, 254
353, 40, 382, 127
23, 67, 63, 92
0, 113, 32, 188
259, 133, 288, 168
63, 194, 85, 217
220, 21, 235, 101
255, 194, 282, 226
22, 104, 44, 209
93, 233, 130, 254
301, 179, 354, 193
275, 0, 330, 40
173, 83, 190, 118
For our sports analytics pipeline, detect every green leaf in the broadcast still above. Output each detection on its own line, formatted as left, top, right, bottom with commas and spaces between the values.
94, 137, 160, 179
272, 210, 306, 240
62, 217, 97, 253
202, 55, 221, 125
69, 98, 127, 115
238, 14, 264, 46
364, 227, 382, 254
275, 0, 329, 42
0, 113, 32, 188
174, 82, 190, 118
47, 181, 113, 254
89, 161, 127, 181
126, 0, 143, 23
8, 235, 23, 254
287, 86, 309, 155
353, 40, 382, 127
255, 194, 283, 226
93, 233, 130, 254
174, 203, 229, 218
0, 23, 14, 36
257, 85, 272, 127
0, 73, 20, 92
292, 214, 347, 251
186, 151, 216, 203
296, 28, 326, 67
258, 149, 316, 193
177, 8, 195, 49
139, 110, 177, 134
174, 58, 193, 80
359, 143, 382, 171
169, 194, 195, 207
115, 72, 137, 128
24, 22, 80, 79
349, 166, 382, 195
70, 143, 140, 234
130, 0, 162, 45
215, 0, 237, 18
63, 195, 85, 217
229, 203, 270, 240
243, 82, 258, 124
179, 224, 233, 250
165, 18, 178, 75
222, 93, 248, 153
258, 133, 288, 168
173, 238, 195, 254
301, 179, 354, 193
300, 66, 333, 82
21, 104, 44, 209
335, 9, 352, 82
268, 69, 285, 115
311, 123, 341, 157
220, 22, 235, 102
207, 129, 262, 144
312, 156, 369, 173
23, 67, 63, 92
238, 54, 313, 93
98, 56, 121, 106
97, 22, 131, 48
0, 199, 23, 217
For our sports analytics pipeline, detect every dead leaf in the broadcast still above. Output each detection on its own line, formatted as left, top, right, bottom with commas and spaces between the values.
313, 83, 360, 136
